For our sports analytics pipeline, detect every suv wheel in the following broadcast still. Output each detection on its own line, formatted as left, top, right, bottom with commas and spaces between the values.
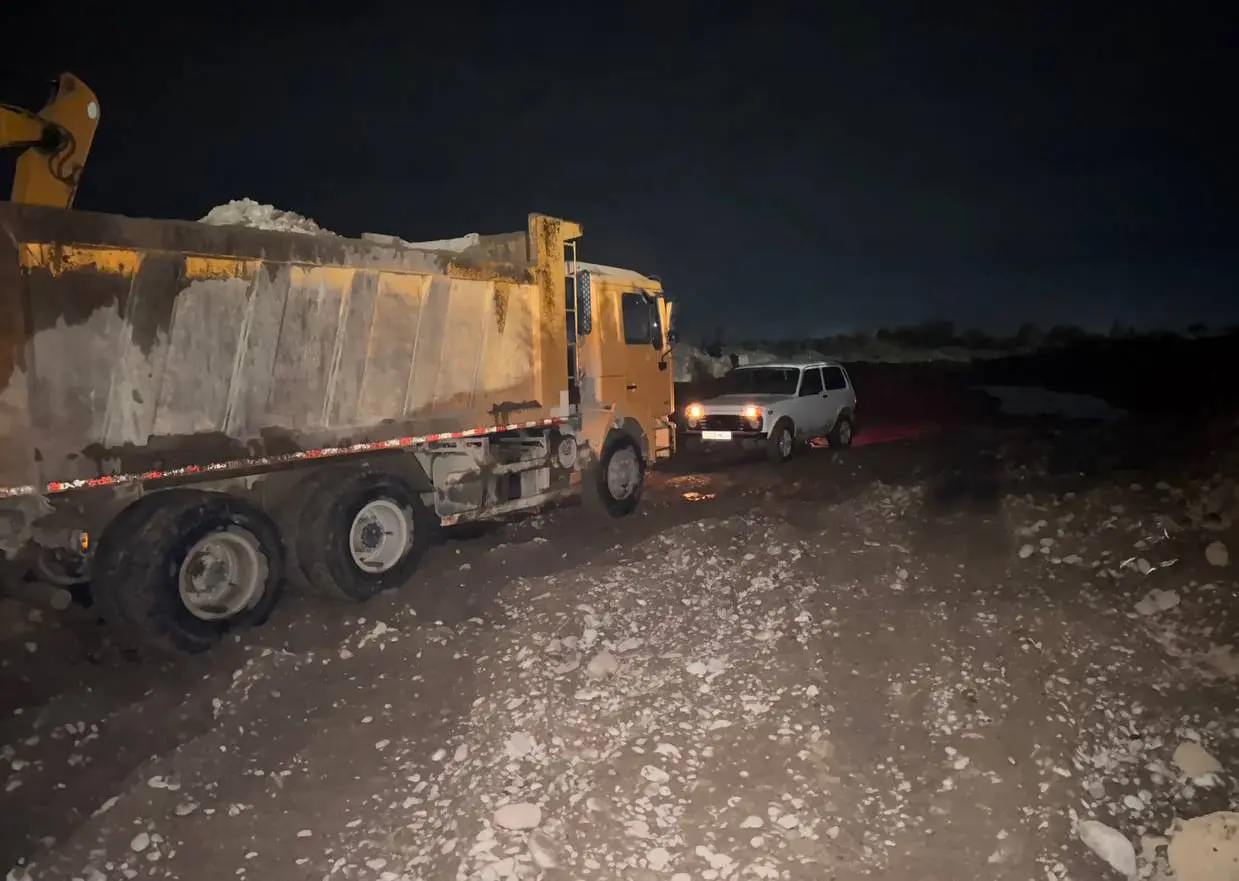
828, 415, 854, 448
766, 419, 795, 463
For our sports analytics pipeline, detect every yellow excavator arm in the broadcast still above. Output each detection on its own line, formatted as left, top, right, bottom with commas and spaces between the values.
1, 73, 99, 208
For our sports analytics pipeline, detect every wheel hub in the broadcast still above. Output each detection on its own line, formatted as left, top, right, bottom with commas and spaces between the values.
606, 447, 640, 500
178, 528, 267, 621
349, 498, 413, 573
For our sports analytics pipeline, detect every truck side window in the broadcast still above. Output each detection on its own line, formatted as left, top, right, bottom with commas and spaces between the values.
798, 368, 823, 396
822, 366, 847, 390
621, 293, 651, 345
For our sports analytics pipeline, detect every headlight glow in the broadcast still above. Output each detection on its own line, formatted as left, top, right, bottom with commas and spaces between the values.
685, 402, 704, 425
742, 404, 762, 426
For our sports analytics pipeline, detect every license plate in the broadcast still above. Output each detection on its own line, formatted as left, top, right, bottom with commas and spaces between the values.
701, 430, 733, 441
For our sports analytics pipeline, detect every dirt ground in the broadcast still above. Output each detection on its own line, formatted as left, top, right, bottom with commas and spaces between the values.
2, 417, 1237, 881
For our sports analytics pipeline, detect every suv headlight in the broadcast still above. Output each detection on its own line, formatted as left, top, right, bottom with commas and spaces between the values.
685, 402, 704, 427
742, 404, 762, 428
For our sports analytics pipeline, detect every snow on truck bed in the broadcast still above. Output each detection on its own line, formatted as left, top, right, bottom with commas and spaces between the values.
199, 198, 334, 235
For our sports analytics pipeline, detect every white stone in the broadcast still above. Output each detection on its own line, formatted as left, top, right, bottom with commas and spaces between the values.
641, 765, 670, 784
528, 830, 562, 869
1135, 588, 1180, 616
777, 813, 799, 829
1205, 541, 1229, 567
505, 732, 535, 760
740, 815, 764, 829
586, 651, 619, 680
1018, 544, 1035, 559
1169, 811, 1239, 881
654, 743, 682, 760
625, 820, 651, 838
130, 832, 151, 853
493, 802, 541, 830
1174, 742, 1223, 779
1078, 820, 1136, 878
647, 847, 671, 870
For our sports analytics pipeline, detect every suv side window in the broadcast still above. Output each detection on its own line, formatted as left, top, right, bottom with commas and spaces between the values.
621, 292, 662, 347
822, 366, 848, 391
798, 367, 823, 396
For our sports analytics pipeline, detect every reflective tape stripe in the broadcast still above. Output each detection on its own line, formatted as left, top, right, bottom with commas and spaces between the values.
0, 417, 566, 499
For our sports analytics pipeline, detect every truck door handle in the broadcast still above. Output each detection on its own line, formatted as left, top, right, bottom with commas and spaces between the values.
626, 383, 638, 390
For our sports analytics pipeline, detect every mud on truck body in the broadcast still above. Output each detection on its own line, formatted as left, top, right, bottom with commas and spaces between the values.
0, 205, 675, 650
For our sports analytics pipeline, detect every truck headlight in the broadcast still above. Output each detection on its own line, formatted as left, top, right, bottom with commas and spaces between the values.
685, 402, 704, 427
742, 404, 762, 428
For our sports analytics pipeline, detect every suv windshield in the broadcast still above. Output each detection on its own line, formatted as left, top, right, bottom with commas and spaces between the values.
719, 367, 801, 395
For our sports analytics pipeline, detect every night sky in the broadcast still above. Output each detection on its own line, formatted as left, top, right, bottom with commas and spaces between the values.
4, 3, 1235, 339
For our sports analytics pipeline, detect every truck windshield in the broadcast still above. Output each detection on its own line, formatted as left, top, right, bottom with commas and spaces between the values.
719, 367, 800, 395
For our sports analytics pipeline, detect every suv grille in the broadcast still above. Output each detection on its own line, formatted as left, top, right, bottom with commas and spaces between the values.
699, 414, 748, 431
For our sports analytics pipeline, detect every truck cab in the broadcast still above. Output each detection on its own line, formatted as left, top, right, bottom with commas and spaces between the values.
567, 257, 676, 473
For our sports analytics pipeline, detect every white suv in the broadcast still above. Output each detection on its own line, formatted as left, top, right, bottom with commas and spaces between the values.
682, 361, 857, 462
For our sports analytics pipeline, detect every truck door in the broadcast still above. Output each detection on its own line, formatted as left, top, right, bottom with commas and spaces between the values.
619, 290, 672, 445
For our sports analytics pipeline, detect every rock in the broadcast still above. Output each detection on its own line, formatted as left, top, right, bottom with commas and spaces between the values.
130, 832, 151, 853
1173, 742, 1223, 779
1078, 820, 1136, 878
586, 651, 619, 680
527, 830, 563, 869
505, 731, 535, 760
1135, 588, 1180, 616
1018, 544, 1035, 559
641, 765, 670, 784
776, 813, 800, 829
625, 820, 651, 839
493, 802, 541, 830
1205, 541, 1229, 567
646, 847, 671, 871
740, 815, 764, 829
614, 637, 643, 653
174, 802, 199, 817
1169, 812, 1239, 881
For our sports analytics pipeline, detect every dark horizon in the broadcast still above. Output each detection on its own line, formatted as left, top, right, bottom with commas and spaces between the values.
4, 2, 1235, 337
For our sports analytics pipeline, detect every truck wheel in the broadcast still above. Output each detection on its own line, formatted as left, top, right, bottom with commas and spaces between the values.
828, 414, 855, 448
587, 434, 645, 517
766, 419, 795, 463
92, 490, 284, 653
296, 470, 434, 602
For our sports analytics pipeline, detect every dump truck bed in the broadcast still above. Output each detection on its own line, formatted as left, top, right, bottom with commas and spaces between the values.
0, 203, 566, 495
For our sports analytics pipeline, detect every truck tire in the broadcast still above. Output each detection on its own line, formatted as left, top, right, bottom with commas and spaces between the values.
92, 490, 284, 653
828, 414, 854, 448
766, 418, 795, 463
296, 470, 434, 602
586, 434, 645, 517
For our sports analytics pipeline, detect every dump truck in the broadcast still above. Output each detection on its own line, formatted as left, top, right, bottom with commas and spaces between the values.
0, 77, 676, 650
